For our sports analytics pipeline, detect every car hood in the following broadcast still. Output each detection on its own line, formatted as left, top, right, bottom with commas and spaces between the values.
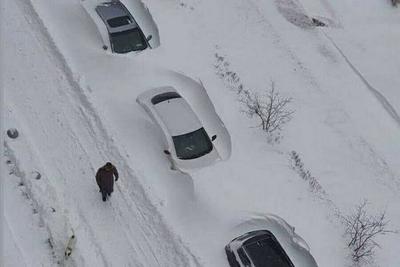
153, 97, 203, 136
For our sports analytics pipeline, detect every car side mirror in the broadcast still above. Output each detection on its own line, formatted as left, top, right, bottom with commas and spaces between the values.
146, 35, 153, 42
211, 135, 217, 141
163, 150, 170, 155
102, 45, 108, 50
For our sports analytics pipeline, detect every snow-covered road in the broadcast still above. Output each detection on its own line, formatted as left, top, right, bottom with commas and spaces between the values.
4, 0, 199, 265
3, 0, 400, 266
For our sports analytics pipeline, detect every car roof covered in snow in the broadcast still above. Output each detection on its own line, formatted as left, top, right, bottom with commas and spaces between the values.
140, 87, 203, 136
95, 1, 139, 34
81, 0, 160, 49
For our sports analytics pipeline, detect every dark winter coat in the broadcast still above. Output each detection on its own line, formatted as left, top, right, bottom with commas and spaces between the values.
96, 164, 119, 194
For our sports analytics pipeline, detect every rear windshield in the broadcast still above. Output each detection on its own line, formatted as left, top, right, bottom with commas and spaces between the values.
110, 28, 147, 53
107, 16, 132, 28
172, 127, 213, 160
244, 236, 294, 267
151, 92, 181, 105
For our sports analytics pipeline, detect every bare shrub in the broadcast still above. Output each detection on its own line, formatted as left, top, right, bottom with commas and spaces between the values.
392, 0, 399, 7
343, 200, 398, 265
214, 53, 294, 142
240, 82, 294, 138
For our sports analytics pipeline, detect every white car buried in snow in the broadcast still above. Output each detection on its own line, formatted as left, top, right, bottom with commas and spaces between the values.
81, 0, 160, 53
137, 85, 231, 172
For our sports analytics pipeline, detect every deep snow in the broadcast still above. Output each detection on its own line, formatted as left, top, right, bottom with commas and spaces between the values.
3, 0, 199, 265
3, 0, 400, 266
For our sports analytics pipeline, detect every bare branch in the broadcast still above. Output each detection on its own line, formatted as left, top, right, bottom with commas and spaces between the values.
239, 82, 294, 141
342, 200, 398, 264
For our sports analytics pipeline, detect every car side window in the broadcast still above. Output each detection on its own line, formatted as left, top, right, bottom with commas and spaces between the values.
238, 247, 251, 266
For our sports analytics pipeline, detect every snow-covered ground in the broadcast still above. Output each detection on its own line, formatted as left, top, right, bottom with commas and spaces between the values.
3, 0, 399, 266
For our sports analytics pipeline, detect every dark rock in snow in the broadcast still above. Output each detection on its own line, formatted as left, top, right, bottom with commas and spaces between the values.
312, 18, 326, 27
32, 171, 41, 180
7, 128, 19, 139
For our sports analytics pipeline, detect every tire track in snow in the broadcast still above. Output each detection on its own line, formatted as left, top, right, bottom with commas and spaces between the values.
12, 0, 200, 265
322, 31, 400, 129
69, 75, 200, 266
244, 0, 322, 90
10, 1, 112, 265
6, 100, 110, 266
4, 209, 29, 267
4, 132, 86, 267
220, 0, 400, 190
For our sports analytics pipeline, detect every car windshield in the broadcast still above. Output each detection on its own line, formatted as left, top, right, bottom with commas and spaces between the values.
172, 127, 213, 160
244, 237, 294, 267
110, 28, 147, 53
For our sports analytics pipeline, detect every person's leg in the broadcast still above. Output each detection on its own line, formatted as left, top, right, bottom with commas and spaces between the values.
102, 191, 107, 202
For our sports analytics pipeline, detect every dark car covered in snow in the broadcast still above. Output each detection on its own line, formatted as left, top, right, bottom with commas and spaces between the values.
225, 214, 318, 267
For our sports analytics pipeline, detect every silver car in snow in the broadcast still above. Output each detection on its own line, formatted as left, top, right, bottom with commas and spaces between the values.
226, 214, 318, 267
137, 85, 230, 172
82, 0, 159, 53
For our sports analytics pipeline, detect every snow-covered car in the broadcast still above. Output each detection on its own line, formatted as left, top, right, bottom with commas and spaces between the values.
136, 85, 230, 172
226, 214, 318, 267
81, 0, 160, 53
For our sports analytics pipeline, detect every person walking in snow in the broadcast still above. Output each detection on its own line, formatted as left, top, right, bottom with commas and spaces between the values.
96, 162, 119, 202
